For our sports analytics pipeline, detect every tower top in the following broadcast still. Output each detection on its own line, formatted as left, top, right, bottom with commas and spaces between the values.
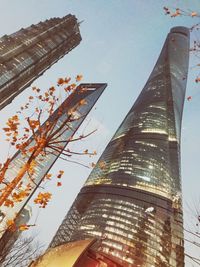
170, 26, 189, 36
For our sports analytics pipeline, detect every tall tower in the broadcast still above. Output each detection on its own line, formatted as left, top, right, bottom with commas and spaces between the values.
50, 27, 189, 267
0, 206, 31, 263
0, 14, 81, 110
0, 83, 107, 239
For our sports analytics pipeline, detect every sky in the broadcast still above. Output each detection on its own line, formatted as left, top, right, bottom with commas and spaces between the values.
0, 0, 200, 265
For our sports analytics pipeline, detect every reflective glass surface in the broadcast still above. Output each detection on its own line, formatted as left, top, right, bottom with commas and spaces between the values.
51, 27, 189, 267
0, 14, 82, 110
0, 84, 106, 238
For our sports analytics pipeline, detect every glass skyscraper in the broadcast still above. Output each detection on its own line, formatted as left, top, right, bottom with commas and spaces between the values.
0, 206, 31, 264
0, 83, 107, 239
0, 14, 81, 110
50, 27, 189, 267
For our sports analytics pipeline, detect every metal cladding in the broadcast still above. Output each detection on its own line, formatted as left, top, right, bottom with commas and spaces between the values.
0, 14, 81, 110
0, 83, 107, 239
50, 27, 189, 267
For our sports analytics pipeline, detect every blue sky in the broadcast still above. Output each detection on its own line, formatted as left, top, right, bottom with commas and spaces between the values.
0, 0, 200, 265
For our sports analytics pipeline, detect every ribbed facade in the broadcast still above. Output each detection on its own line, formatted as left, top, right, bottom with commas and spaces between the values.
50, 27, 189, 267
0, 14, 81, 110
0, 83, 106, 238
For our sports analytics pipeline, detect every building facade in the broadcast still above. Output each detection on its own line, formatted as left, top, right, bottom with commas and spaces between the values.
50, 27, 190, 267
0, 83, 107, 238
0, 206, 31, 264
0, 14, 81, 110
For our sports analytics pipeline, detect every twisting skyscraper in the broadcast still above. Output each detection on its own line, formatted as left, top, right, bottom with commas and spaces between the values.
50, 27, 189, 267
0, 14, 81, 110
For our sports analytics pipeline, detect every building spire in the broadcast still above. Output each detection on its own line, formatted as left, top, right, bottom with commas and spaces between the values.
78, 20, 84, 26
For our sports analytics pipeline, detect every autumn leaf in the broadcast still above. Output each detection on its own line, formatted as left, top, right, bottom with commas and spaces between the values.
99, 161, 106, 170
65, 77, 71, 83
12, 190, 29, 202
91, 162, 96, 168
191, 11, 197, 17
76, 74, 83, 82
57, 170, 64, 179
163, 6, 170, 15
57, 78, 65, 86
4, 199, 14, 207
24, 127, 30, 132
18, 224, 29, 231
28, 119, 40, 129
12, 115, 19, 121
71, 83, 76, 89
49, 86, 55, 92
45, 173, 52, 180
3, 128, 10, 132
64, 85, 72, 92
6, 219, 16, 231
84, 149, 88, 154
6, 219, 15, 227
34, 192, 52, 208
57, 182, 62, 187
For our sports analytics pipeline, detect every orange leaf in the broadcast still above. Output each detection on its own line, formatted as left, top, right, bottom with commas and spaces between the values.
65, 77, 71, 83
4, 199, 14, 207
57, 170, 64, 179
45, 173, 52, 180
19, 224, 29, 231
49, 86, 55, 92
34, 192, 52, 208
57, 78, 64, 85
191, 11, 197, 17
99, 161, 106, 170
76, 75, 83, 82
6, 219, 15, 227
3, 128, 10, 132
57, 182, 62, 187
91, 162, 96, 168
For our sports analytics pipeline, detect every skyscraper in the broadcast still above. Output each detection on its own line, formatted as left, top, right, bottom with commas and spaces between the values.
0, 14, 81, 110
0, 206, 31, 263
0, 83, 107, 238
50, 27, 189, 267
